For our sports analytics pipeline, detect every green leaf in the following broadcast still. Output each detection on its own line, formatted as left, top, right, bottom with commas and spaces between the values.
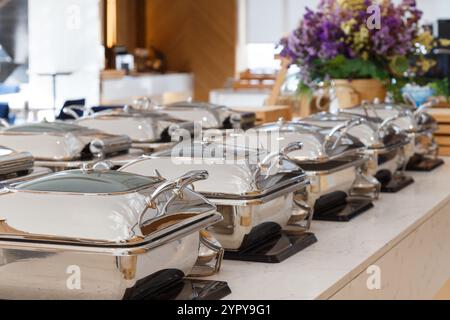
389, 56, 409, 77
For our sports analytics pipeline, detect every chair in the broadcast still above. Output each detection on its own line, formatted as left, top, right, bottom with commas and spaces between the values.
56, 99, 86, 120
90, 105, 124, 114
0, 103, 10, 126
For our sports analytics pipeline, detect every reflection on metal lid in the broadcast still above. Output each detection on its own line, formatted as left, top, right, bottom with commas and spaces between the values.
16, 170, 161, 194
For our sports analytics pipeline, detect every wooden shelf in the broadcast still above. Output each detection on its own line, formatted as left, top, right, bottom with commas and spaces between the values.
430, 107, 450, 156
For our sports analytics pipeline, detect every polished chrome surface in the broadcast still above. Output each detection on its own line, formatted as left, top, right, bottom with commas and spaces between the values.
0, 167, 224, 299
0, 121, 133, 163
35, 149, 144, 172
76, 105, 196, 144
252, 118, 365, 163
120, 141, 310, 250
248, 117, 381, 212
0, 147, 34, 176
2, 168, 219, 243
122, 141, 308, 200
1, 167, 52, 186
155, 101, 256, 129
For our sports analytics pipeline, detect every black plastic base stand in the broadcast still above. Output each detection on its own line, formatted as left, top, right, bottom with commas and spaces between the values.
313, 200, 374, 222
136, 279, 231, 300
123, 269, 231, 300
406, 157, 444, 172
224, 231, 317, 263
381, 175, 414, 193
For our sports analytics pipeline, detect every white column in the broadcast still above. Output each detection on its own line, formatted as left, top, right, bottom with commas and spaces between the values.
28, 0, 104, 114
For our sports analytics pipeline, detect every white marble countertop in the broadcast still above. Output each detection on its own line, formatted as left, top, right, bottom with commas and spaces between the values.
210, 159, 450, 300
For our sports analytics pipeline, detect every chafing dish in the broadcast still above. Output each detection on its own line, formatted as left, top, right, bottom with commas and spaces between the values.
75, 105, 196, 153
342, 100, 443, 172
0, 167, 229, 300
152, 100, 256, 130
238, 119, 378, 222
0, 121, 142, 172
0, 147, 51, 185
301, 111, 414, 193
120, 141, 317, 263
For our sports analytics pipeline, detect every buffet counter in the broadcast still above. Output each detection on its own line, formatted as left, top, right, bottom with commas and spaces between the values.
211, 159, 450, 300
100, 72, 193, 105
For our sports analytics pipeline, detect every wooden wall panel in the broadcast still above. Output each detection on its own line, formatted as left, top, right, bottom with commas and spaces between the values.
145, 0, 237, 101
115, 0, 146, 51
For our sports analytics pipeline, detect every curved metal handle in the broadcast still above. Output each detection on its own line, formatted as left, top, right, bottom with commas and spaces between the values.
92, 160, 114, 172
175, 170, 209, 190
376, 115, 399, 136
89, 139, 106, 158
281, 141, 303, 155
324, 118, 364, 149
402, 93, 437, 126
132, 97, 158, 111
348, 167, 381, 201
188, 230, 224, 278
260, 142, 303, 167
254, 142, 302, 181
290, 197, 313, 231
138, 170, 209, 228
415, 98, 438, 116
356, 100, 381, 118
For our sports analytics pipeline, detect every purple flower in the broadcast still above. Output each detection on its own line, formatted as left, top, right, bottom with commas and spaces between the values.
280, 0, 423, 83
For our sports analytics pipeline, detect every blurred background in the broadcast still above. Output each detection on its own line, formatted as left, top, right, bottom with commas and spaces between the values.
1, 0, 450, 123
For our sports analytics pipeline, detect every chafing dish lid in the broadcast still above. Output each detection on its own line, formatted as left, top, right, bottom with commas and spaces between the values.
123, 141, 307, 199
85, 107, 186, 122
303, 112, 409, 150
76, 109, 195, 143
0, 169, 218, 245
160, 102, 226, 128
15, 170, 157, 194
0, 147, 34, 176
250, 120, 365, 163
0, 121, 132, 161
2, 122, 95, 134
341, 103, 416, 132
161, 101, 254, 129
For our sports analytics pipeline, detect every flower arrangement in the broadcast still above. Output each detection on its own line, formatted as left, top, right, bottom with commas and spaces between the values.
280, 0, 428, 94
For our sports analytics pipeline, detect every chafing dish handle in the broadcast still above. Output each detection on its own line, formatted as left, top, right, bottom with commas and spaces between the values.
257, 142, 303, 173
376, 116, 400, 135
256, 142, 303, 178
291, 197, 313, 230
189, 230, 224, 278
260, 142, 303, 166
175, 170, 209, 190
137, 170, 210, 227
132, 97, 159, 111
324, 118, 368, 149
414, 99, 439, 123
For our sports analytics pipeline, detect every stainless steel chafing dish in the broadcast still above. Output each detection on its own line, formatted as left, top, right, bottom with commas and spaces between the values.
239, 119, 379, 221
120, 141, 316, 263
0, 147, 51, 185
0, 121, 142, 172
152, 100, 256, 130
0, 167, 226, 299
301, 111, 413, 192
75, 105, 196, 153
341, 100, 443, 171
